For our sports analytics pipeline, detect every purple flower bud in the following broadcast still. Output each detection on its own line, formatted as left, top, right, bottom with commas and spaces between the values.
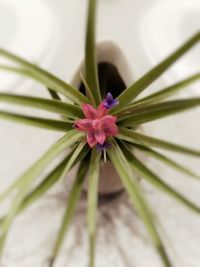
96, 141, 112, 152
102, 92, 119, 109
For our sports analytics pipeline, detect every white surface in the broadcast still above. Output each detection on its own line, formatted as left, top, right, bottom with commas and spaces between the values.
0, 0, 61, 92
0, 0, 200, 267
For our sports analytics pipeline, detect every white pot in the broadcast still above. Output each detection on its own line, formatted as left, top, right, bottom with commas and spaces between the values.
83, 161, 123, 195
71, 41, 138, 195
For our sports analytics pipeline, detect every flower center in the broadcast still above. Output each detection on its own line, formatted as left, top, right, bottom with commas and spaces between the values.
73, 92, 119, 149
92, 119, 101, 129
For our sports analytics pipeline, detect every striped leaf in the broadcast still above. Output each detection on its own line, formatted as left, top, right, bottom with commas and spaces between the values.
114, 32, 200, 111
133, 72, 200, 105
49, 161, 88, 267
118, 127, 200, 157
118, 98, 200, 126
0, 131, 83, 254
130, 143, 200, 180
80, 73, 96, 107
87, 149, 101, 267
0, 52, 88, 104
108, 140, 172, 267
85, 0, 101, 104
0, 93, 83, 118
0, 146, 89, 223
121, 144, 200, 213
0, 111, 72, 132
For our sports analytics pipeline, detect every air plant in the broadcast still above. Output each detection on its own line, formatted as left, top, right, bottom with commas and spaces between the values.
0, 0, 199, 266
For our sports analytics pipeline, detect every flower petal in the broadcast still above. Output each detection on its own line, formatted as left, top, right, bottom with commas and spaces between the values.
101, 115, 117, 126
106, 92, 113, 103
110, 99, 119, 108
94, 129, 106, 145
102, 92, 119, 109
82, 103, 97, 119
74, 119, 92, 131
87, 130, 97, 147
101, 115, 118, 136
103, 124, 118, 136
97, 103, 108, 118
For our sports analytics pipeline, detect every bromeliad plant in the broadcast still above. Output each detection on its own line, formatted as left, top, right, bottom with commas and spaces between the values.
0, 0, 200, 266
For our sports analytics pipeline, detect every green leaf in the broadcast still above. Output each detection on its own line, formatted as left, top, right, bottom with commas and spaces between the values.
0, 130, 83, 254
80, 73, 96, 107
121, 144, 200, 213
0, 146, 89, 224
87, 149, 101, 267
0, 153, 73, 218
0, 54, 88, 104
0, 66, 52, 94
0, 66, 71, 102
20, 153, 73, 212
0, 146, 87, 223
130, 143, 200, 180
0, 156, 71, 224
0, 93, 83, 118
0, 111, 73, 132
118, 127, 200, 157
20, 145, 89, 214
59, 140, 87, 181
118, 98, 200, 126
49, 161, 88, 267
133, 72, 200, 105
114, 32, 200, 111
85, 0, 101, 104
108, 140, 172, 267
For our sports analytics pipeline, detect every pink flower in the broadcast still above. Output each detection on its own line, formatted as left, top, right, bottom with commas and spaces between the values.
74, 102, 118, 148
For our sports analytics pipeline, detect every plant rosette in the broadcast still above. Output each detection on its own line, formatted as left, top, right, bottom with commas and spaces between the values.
73, 92, 124, 195
0, 1, 200, 267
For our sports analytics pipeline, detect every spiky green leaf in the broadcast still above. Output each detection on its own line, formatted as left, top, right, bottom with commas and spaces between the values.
133, 72, 200, 105
0, 111, 72, 132
130, 143, 200, 180
118, 98, 200, 126
0, 93, 83, 118
80, 73, 96, 107
0, 54, 88, 104
114, 32, 200, 111
118, 127, 200, 157
108, 140, 172, 267
85, 0, 101, 104
87, 149, 101, 267
0, 130, 83, 254
0, 146, 89, 224
49, 161, 88, 267
121, 144, 200, 213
